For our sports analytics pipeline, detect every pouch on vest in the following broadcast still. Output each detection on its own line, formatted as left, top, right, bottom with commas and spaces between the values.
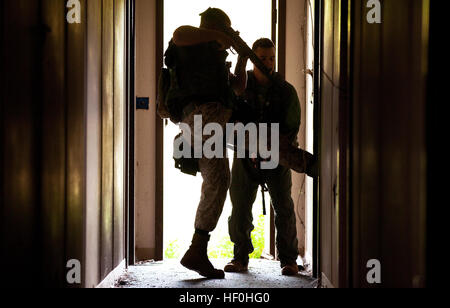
174, 157, 199, 177
173, 134, 199, 177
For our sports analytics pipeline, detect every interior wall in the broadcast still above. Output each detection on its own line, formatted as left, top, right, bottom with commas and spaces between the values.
0, 0, 87, 287
285, 0, 308, 262
66, 0, 88, 287
42, 0, 70, 287
351, 0, 428, 288
1, 0, 49, 287
135, 0, 157, 261
1, 0, 127, 288
318, 0, 429, 288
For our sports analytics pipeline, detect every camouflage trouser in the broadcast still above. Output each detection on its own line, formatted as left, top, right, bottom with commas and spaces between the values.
182, 102, 233, 232
228, 158, 299, 266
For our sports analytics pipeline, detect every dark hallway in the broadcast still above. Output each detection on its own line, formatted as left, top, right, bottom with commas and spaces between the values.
0, 0, 444, 291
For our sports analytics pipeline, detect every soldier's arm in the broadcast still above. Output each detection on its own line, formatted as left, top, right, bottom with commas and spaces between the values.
173, 26, 233, 49
230, 55, 248, 96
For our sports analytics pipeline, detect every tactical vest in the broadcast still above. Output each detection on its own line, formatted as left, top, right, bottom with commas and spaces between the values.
233, 71, 299, 145
164, 40, 231, 123
239, 71, 284, 123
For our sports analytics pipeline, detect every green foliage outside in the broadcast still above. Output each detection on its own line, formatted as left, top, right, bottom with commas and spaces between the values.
164, 239, 182, 259
207, 235, 234, 259
248, 214, 265, 259
164, 214, 266, 260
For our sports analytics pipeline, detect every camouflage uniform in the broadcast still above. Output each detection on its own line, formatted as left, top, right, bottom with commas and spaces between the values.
182, 102, 232, 232
165, 40, 234, 233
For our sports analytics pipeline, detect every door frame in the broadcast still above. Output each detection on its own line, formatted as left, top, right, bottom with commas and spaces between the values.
125, 0, 136, 266
125, 0, 164, 265
271, 0, 286, 260
313, 0, 322, 280
154, 0, 164, 262
124, 0, 322, 270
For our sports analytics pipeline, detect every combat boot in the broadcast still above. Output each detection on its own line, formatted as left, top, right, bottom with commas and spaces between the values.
180, 232, 225, 279
224, 259, 249, 273
281, 262, 299, 276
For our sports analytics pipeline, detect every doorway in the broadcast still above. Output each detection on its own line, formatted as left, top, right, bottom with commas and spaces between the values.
129, 0, 318, 278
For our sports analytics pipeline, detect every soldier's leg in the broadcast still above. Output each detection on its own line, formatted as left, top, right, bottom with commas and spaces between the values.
265, 166, 299, 267
180, 156, 230, 279
228, 159, 259, 266
180, 102, 232, 279
279, 142, 317, 176
194, 156, 231, 232
181, 101, 233, 231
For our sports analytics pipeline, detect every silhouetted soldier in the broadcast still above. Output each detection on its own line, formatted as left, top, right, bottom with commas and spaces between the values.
225, 38, 311, 276
164, 8, 245, 279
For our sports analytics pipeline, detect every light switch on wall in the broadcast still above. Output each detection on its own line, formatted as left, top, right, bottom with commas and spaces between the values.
136, 97, 149, 110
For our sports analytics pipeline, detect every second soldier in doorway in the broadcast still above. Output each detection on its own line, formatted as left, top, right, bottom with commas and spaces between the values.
225, 38, 307, 276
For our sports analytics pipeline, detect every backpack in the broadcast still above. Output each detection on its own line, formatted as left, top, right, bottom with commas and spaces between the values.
156, 67, 174, 121
156, 40, 184, 124
157, 40, 232, 124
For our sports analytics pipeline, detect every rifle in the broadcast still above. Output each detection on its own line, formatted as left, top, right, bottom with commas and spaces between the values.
221, 26, 277, 84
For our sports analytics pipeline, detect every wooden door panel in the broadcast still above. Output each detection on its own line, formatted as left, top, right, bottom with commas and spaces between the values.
66, 0, 87, 284
101, 0, 115, 280
320, 0, 339, 288
41, 0, 67, 287
114, 0, 126, 268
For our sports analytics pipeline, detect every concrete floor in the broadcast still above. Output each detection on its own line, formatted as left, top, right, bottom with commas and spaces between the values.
115, 259, 317, 288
